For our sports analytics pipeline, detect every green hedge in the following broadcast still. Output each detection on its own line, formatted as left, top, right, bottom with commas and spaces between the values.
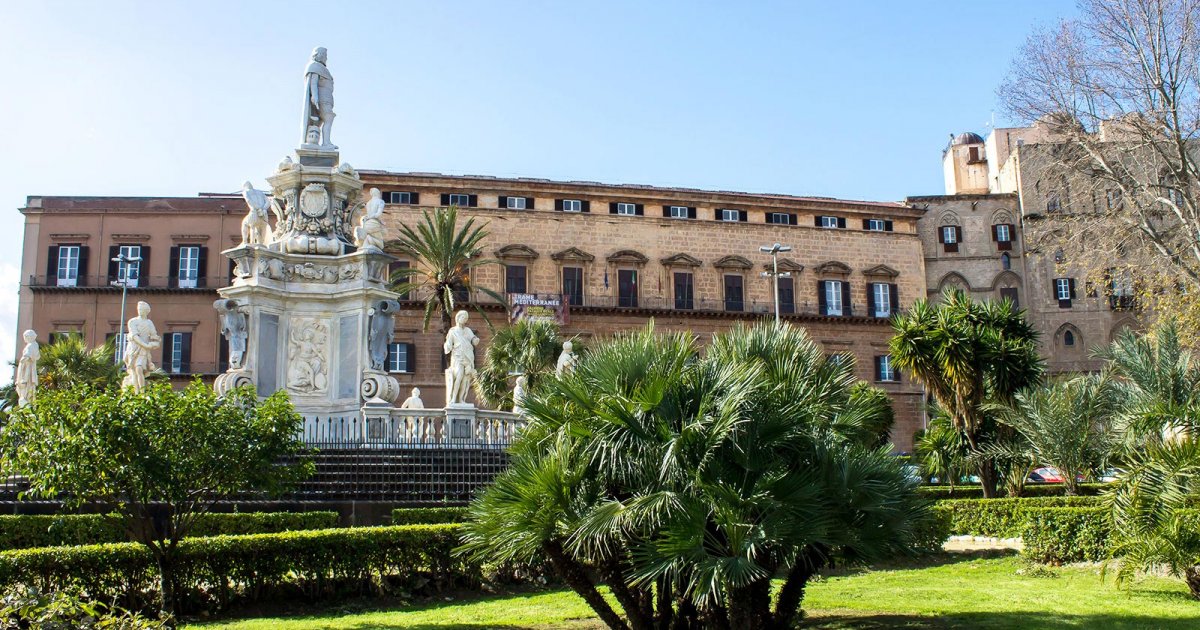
0, 524, 465, 614
391, 507, 469, 525
0, 511, 339, 551
1021, 507, 1111, 564
934, 496, 1102, 537
918, 483, 1110, 500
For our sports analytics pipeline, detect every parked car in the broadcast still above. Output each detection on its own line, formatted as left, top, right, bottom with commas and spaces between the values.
1029, 467, 1064, 483
1099, 468, 1124, 483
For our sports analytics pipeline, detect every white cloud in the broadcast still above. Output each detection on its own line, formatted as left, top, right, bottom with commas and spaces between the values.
0, 263, 18, 385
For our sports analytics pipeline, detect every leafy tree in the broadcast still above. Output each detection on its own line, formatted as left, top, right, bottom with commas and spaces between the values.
388, 205, 504, 332
460, 323, 927, 629
0, 381, 313, 624
914, 414, 968, 489
889, 289, 1043, 497
985, 376, 1116, 496
474, 319, 564, 410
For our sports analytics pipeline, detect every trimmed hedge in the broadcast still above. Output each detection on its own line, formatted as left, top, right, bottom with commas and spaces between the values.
918, 483, 1111, 500
391, 507, 468, 525
1021, 507, 1111, 564
0, 511, 339, 551
934, 496, 1102, 537
0, 524, 465, 614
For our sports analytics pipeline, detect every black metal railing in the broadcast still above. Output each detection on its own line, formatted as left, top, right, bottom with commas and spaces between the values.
27, 275, 227, 290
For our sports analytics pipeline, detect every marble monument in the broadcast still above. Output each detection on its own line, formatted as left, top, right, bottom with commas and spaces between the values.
14, 330, 39, 407
122, 301, 161, 393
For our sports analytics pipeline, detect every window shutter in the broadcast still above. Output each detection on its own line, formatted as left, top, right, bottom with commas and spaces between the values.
688, 207, 697, 219
1008, 224, 1016, 240
862, 218, 871, 230
955, 226, 963, 242
1069, 278, 1077, 299
788, 213, 797, 225
841, 281, 852, 316
467, 194, 478, 207
498, 195, 508, 208
991, 224, 999, 241
197, 247, 208, 288
937, 227, 946, 243
581, 200, 591, 213
866, 283, 877, 316
717, 208, 724, 221
137, 246, 150, 288
885, 220, 893, 231
440, 193, 450, 206
168, 246, 180, 288
838, 217, 847, 229
889, 283, 899, 314
998, 238, 1012, 251
555, 199, 564, 211
410, 192, 420, 204
662, 205, 672, 218
815, 215, 823, 227
218, 336, 229, 372
874, 356, 882, 381
738, 210, 748, 222
895, 367, 901, 383
46, 245, 59, 285
180, 332, 192, 373
635, 204, 644, 216
76, 246, 89, 287
525, 197, 535, 209
818, 280, 828, 315
610, 202, 619, 214
162, 333, 172, 369
107, 246, 120, 281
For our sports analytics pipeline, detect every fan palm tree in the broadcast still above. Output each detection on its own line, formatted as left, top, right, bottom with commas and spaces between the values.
473, 319, 565, 410
37, 334, 122, 392
387, 205, 504, 332
889, 289, 1043, 497
915, 414, 968, 489
460, 322, 927, 629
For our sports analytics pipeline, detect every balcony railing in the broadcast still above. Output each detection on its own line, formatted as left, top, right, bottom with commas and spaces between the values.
27, 275, 227, 290
302, 411, 524, 448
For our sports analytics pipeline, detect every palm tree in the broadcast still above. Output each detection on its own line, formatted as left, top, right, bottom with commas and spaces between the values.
460, 322, 927, 629
914, 414, 968, 489
473, 319, 565, 410
1099, 321, 1200, 451
889, 289, 1043, 497
37, 334, 122, 392
984, 375, 1115, 496
387, 205, 504, 332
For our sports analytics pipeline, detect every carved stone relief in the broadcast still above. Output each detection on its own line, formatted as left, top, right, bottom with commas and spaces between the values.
287, 317, 329, 394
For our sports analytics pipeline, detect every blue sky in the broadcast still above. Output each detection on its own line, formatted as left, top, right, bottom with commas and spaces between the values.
0, 0, 1077, 379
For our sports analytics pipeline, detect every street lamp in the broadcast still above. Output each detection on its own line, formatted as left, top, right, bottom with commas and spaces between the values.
110, 253, 142, 366
759, 243, 793, 324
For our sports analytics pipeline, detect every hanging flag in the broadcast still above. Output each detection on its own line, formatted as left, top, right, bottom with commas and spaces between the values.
604, 268, 609, 289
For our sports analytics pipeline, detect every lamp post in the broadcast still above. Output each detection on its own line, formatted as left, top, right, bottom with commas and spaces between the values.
759, 243, 793, 324
110, 253, 142, 366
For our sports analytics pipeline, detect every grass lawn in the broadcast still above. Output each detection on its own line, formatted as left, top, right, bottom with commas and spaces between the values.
189, 552, 1200, 629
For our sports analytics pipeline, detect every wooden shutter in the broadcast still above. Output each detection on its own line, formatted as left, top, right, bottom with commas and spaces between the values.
937, 227, 946, 243
841, 281, 852, 316
688, 207, 697, 219
406, 342, 417, 373
874, 356, 883, 381
889, 283, 899, 314
582, 200, 591, 213
788, 213, 798, 225
555, 199, 564, 211
717, 208, 724, 220
180, 332, 192, 373
818, 280, 828, 315
609, 202, 619, 214
137, 246, 150, 288
814, 215, 822, 227
440, 193, 450, 205
168, 246, 180, 288
635, 204, 644, 216
738, 210, 748, 222
662, 205, 672, 217
498, 195, 508, 208
837, 217, 847, 229
409, 192, 420, 204
885, 220, 893, 231
524, 197, 535, 209
76, 246, 89, 287
107, 246, 120, 281
1069, 278, 1077, 299
467, 194, 478, 207
866, 283, 877, 316
219, 336, 229, 372
197, 247, 209, 288
46, 245, 59, 285
863, 218, 871, 230
991, 225, 999, 241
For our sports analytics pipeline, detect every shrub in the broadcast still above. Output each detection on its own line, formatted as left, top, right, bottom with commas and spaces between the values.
0, 585, 165, 628
391, 507, 468, 525
934, 496, 1102, 537
910, 505, 953, 552
0, 511, 339, 551
1021, 507, 1111, 564
0, 524, 465, 614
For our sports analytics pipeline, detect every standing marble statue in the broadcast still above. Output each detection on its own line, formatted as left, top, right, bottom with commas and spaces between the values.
556, 340, 577, 377
14, 330, 39, 407
122, 301, 161, 393
240, 182, 273, 246
301, 47, 336, 150
512, 375, 528, 414
443, 310, 480, 406
355, 188, 387, 251
401, 387, 425, 409
214, 299, 248, 369
367, 300, 400, 371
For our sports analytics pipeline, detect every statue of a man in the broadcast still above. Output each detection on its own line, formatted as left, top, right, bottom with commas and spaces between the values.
241, 182, 273, 246
556, 340, 577, 377
301, 47, 336, 150
512, 374, 528, 414
355, 188, 387, 252
14, 330, 39, 407
122, 301, 161, 393
367, 300, 399, 371
400, 387, 425, 410
443, 310, 480, 406
214, 299, 248, 370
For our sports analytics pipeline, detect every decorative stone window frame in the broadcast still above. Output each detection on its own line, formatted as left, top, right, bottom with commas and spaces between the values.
552, 247, 595, 305
713, 255, 752, 312
49, 233, 91, 242
660, 253, 703, 309
814, 260, 852, 278
494, 244, 539, 296
607, 249, 649, 307
170, 234, 211, 243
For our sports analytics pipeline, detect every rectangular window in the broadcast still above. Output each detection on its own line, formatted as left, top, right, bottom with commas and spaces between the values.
447, 193, 471, 207
995, 224, 1011, 242
1046, 191, 1061, 213
942, 226, 957, 244
107, 332, 128, 362
674, 272, 694, 310
723, 275, 744, 312
669, 205, 690, 219
505, 196, 527, 210
116, 245, 141, 287
777, 276, 795, 314
561, 199, 582, 213
387, 342, 414, 373
872, 283, 892, 318
618, 269, 638, 307
865, 218, 891, 232
1055, 277, 1075, 308
767, 212, 794, 225
720, 208, 740, 222
823, 280, 844, 316
505, 264, 527, 295
563, 267, 584, 306
163, 332, 191, 374
617, 202, 637, 216
876, 355, 897, 382
1106, 189, 1122, 210
177, 246, 200, 288
388, 191, 415, 204
57, 245, 81, 287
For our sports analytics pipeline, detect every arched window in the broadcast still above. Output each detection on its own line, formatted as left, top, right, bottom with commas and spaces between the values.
1064, 330, 1075, 346
1001, 253, 1011, 270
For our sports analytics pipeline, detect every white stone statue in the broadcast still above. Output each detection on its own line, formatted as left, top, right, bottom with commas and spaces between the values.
512, 375, 528, 414
367, 300, 399, 371
401, 387, 425, 409
301, 47, 336, 150
122, 301, 161, 393
14, 330, 39, 407
355, 188, 387, 252
214, 299, 248, 370
240, 182, 274, 246
286, 318, 329, 394
556, 340, 577, 377
443, 310, 480, 406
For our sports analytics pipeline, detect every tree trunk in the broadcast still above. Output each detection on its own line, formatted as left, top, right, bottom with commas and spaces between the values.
727, 579, 772, 630
156, 549, 179, 628
544, 540, 629, 630
977, 457, 1000, 499
1186, 566, 1200, 600
772, 545, 826, 629
599, 556, 654, 630
655, 577, 672, 630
